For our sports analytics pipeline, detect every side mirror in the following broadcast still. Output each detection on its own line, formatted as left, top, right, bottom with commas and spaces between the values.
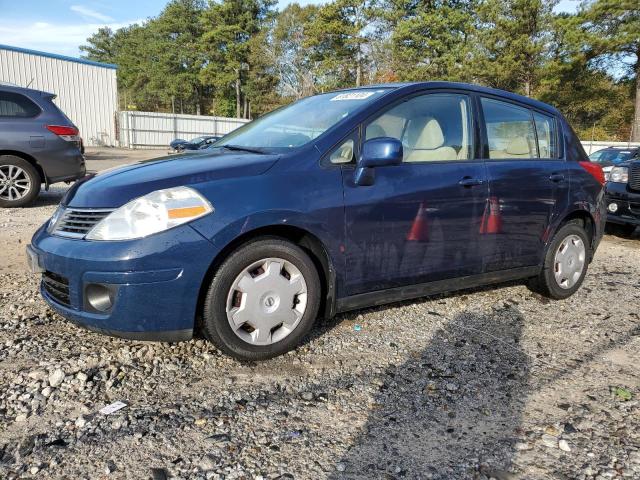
355, 137, 403, 186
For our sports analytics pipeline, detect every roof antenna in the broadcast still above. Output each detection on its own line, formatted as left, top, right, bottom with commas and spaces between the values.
26, 77, 34, 88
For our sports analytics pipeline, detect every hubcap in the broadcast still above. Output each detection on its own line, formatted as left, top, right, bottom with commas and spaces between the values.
0, 165, 32, 202
226, 257, 308, 346
553, 234, 586, 289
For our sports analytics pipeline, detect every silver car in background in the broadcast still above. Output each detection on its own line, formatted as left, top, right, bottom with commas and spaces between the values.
0, 84, 86, 207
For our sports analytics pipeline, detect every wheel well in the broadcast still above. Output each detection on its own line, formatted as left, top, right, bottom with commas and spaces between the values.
0, 150, 46, 185
556, 210, 595, 255
195, 225, 336, 330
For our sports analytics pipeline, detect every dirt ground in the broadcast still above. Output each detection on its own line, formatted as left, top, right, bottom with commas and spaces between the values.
0, 150, 639, 479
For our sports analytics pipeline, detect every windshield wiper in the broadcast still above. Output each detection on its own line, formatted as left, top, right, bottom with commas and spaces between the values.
219, 144, 265, 154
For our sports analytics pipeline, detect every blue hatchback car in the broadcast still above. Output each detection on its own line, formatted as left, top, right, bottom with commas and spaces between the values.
28, 82, 606, 360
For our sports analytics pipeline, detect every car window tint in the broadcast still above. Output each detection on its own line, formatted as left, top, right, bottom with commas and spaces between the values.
482, 98, 537, 159
533, 111, 557, 158
366, 93, 473, 162
0, 92, 40, 118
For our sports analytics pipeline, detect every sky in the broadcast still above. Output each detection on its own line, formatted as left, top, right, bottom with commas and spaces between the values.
0, 0, 581, 59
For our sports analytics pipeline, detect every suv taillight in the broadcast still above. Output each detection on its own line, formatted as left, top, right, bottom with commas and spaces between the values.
579, 161, 605, 185
46, 125, 80, 142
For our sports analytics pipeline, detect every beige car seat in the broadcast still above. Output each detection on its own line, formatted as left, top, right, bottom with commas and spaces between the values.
490, 137, 533, 159
404, 118, 457, 162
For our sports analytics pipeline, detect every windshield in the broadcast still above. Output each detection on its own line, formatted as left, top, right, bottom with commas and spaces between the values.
190, 136, 207, 144
215, 89, 390, 149
589, 149, 637, 167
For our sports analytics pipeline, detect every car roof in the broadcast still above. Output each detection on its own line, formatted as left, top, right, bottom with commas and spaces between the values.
0, 83, 54, 97
594, 146, 638, 151
336, 81, 561, 115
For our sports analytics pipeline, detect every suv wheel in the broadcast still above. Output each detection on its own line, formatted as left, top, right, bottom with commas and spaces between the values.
532, 220, 590, 299
0, 155, 41, 208
202, 237, 321, 361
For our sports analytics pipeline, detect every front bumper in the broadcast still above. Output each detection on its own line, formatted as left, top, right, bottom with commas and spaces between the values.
29, 223, 219, 342
604, 183, 640, 227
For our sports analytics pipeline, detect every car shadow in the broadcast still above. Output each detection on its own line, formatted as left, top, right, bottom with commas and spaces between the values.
32, 188, 66, 207
328, 307, 529, 479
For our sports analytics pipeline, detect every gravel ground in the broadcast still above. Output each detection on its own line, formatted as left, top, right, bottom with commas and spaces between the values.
1, 150, 639, 479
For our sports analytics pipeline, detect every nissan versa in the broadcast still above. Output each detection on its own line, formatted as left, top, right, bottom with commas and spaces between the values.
27, 82, 606, 361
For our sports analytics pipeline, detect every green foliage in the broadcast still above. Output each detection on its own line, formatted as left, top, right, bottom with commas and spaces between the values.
78, 0, 637, 139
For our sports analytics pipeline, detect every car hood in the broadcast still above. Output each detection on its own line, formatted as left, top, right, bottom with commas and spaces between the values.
63, 150, 279, 208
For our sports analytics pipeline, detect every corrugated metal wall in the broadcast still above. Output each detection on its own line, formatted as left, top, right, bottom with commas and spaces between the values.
118, 111, 249, 149
0, 46, 118, 147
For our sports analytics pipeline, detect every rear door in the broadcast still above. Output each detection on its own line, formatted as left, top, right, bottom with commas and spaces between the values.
341, 91, 488, 295
479, 96, 568, 271
0, 90, 43, 152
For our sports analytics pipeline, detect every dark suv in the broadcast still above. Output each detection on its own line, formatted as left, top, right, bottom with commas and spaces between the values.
28, 82, 606, 360
604, 151, 640, 236
0, 84, 86, 207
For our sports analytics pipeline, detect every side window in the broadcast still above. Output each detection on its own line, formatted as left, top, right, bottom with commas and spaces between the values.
0, 92, 40, 118
533, 111, 557, 158
329, 138, 355, 164
482, 98, 537, 159
365, 93, 473, 162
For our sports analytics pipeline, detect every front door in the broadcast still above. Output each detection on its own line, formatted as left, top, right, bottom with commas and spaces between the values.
479, 97, 569, 271
342, 92, 488, 296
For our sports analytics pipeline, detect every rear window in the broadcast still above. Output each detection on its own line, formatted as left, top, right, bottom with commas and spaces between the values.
0, 92, 41, 118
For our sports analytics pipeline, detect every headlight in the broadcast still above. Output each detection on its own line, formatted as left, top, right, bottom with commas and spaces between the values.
47, 205, 64, 233
609, 166, 628, 183
86, 186, 213, 241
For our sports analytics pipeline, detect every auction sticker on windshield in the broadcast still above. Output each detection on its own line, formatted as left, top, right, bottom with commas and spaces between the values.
331, 92, 375, 101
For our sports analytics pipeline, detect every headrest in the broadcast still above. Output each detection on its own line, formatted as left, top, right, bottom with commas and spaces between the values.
506, 137, 531, 156
367, 124, 387, 140
414, 118, 445, 149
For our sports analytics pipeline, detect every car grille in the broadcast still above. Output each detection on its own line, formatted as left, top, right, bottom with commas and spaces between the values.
51, 208, 113, 239
630, 163, 640, 192
42, 271, 71, 307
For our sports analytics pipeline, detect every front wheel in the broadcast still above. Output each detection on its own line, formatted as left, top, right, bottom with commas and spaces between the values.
532, 221, 590, 299
202, 238, 321, 361
0, 156, 41, 208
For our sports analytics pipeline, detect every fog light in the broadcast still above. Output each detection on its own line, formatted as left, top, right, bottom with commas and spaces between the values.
608, 203, 618, 213
85, 284, 115, 312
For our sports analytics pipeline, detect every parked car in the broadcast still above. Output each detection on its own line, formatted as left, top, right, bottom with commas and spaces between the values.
28, 82, 605, 360
604, 155, 640, 237
170, 135, 220, 152
589, 146, 639, 180
0, 84, 86, 207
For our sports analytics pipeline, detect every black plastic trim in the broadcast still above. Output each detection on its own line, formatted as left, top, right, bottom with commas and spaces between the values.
335, 266, 541, 314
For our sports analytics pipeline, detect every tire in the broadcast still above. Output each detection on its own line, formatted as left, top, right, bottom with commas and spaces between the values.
605, 223, 636, 238
532, 220, 590, 300
202, 237, 321, 361
0, 155, 41, 208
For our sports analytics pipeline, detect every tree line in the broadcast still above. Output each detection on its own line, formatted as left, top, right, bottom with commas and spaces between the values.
81, 0, 639, 141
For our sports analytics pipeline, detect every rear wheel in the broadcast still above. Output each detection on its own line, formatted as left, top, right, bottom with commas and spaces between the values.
0, 155, 41, 208
532, 221, 590, 299
202, 238, 321, 360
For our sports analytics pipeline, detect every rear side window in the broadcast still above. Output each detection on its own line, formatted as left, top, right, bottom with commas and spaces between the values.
482, 98, 537, 159
0, 92, 41, 118
533, 111, 558, 158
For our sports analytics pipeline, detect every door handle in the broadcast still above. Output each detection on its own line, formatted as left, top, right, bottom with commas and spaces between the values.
458, 177, 484, 187
549, 173, 565, 183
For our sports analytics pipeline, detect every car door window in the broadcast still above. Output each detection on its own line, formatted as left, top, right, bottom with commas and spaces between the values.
329, 138, 355, 164
533, 111, 558, 158
482, 98, 537, 160
365, 93, 473, 162
0, 92, 40, 117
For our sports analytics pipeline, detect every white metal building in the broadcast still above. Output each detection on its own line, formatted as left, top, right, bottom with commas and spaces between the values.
0, 44, 118, 146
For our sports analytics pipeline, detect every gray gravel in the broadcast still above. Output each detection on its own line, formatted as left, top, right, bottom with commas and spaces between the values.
1, 153, 639, 479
